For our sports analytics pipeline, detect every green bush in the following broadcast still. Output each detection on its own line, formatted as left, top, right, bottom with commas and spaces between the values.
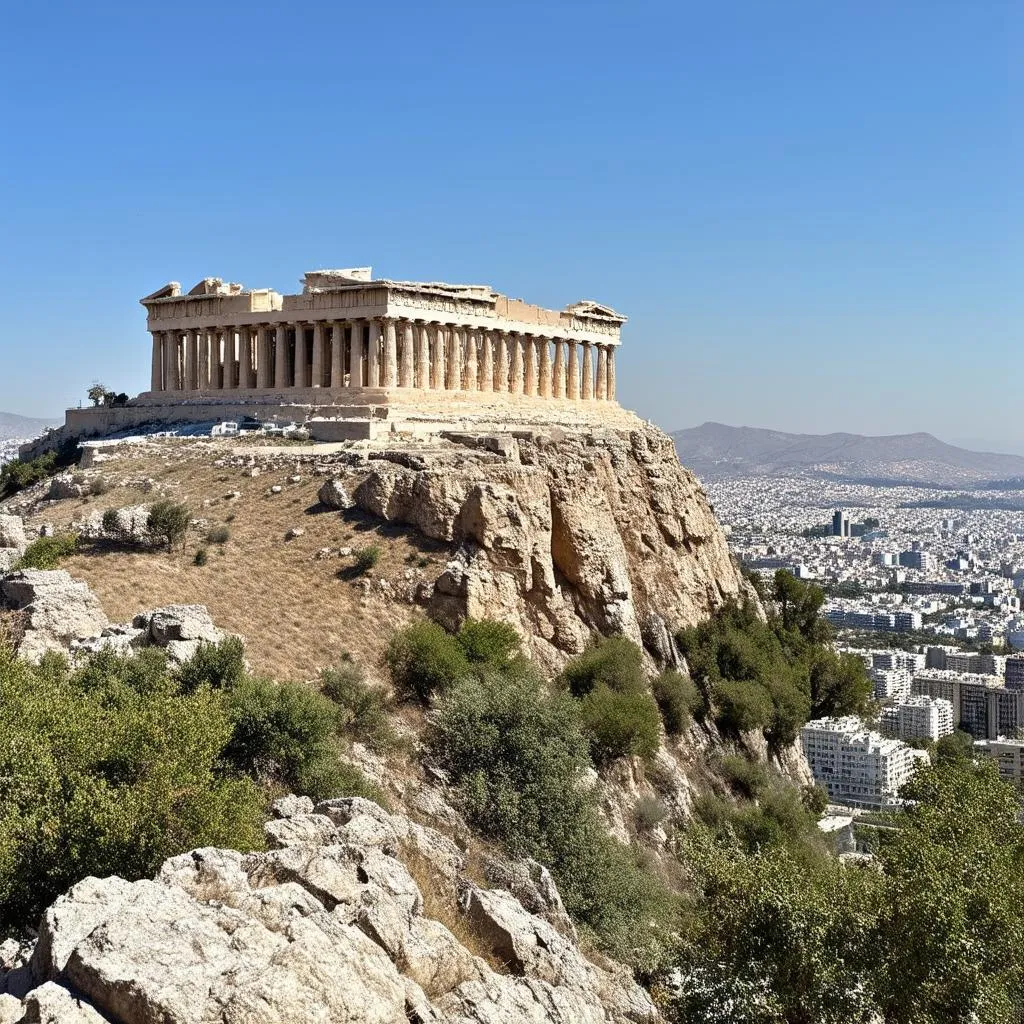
353, 545, 381, 574
713, 678, 773, 734
0, 442, 78, 499
101, 508, 121, 535
634, 795, 669, 832
385, 620, 470, 703
207, 524, 231, 545
0, 644, 263, 929
457, 619, 521, 665
177, 637, 246, 694
578, 683, 661, 766
90, 475, 111, 496
321, 656, 395, 750
193, 547, 209, 566
147, 500, 190, 550
15, 533, 79, 570
562, 634, 647, 698
719, 753, 769, 800
652, 669, 703, 733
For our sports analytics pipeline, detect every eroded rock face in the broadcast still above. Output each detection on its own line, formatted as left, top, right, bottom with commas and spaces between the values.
11, 800, 657, 1024
0, 515, 27, 552
343, 422, 744, 669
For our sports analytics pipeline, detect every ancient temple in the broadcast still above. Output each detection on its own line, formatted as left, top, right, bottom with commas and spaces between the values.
141, 268, 624, 403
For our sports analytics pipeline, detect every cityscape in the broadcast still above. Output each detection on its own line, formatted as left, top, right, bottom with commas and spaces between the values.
709, 470, 1024, 809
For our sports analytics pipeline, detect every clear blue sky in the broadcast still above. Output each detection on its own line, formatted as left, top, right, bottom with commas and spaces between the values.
1, 1, 1020, 444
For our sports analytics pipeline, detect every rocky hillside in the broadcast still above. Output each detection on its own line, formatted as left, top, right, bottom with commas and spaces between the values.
3, 420, 747, 677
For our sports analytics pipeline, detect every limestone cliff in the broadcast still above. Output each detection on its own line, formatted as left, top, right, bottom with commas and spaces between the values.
334, 420, 746, 671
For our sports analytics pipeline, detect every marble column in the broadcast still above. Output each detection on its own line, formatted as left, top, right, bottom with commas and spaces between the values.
150, 334, 162, 391
495, 332, 509, 392
383, 319, 398, 387
327, 323, 341, 387
464, 330, 478, 390
198, 329, 210, 391
243, 328, 256, 388
431, 325, 445, 389
553, 340, 566, 399
164, 331, 178, 391
524, 336, 537, 396
350, 321, 365, 387
223, 328, 235, 388
415, 323, 429, 389
582, 343, 594, 400
596, 344, 608, 400
398, 321, 414, 387
368, 320, 382, 387
184, 330, 197, 390
292, 324, 307, 388
567, 341, 580, 400
510, 334, 524, 394
447, 326, 462, 390
607, 347, 616, 401
538, 339, 552, 398
311, 323, 325, 387
257, 327, 271, 388
479, 331, 493, 393
274, 325, 288, 389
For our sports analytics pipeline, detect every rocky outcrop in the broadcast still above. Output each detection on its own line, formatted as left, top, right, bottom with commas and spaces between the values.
0, 570, 109, 662
337, 422, 745, 669
8, 799, 656, 1024
318, 476, 354, 510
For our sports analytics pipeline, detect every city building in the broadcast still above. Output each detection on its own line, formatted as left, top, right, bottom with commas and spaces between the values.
879, 695, 955, 742
833, 510, 851, 539
1006, 655, 1024, 691
974, 739, 1024, 784
912, 671, 1024, 739
800, 716, 929, 810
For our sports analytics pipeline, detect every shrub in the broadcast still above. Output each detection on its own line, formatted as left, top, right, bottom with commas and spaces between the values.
193, 547, 208, 566
0, 441, 78, 499
713, 678, 773, 734
719, 753, 769, 800
206, 524, 230, 545
177, 637, 247, 694
578, 683, 661, 766
101, 508, 121, 535
147, 499, 190, 550
321, 656, 395, 750
652, 669, 703, 733
457, 619, 520, 665
634, 795, 669, 832
90, 475, 111, 496
15, 533, 78, 570
0, 644, 263, 929
562, 634, 647, 699
385, 620, 470, 703
352, 545, 381, 574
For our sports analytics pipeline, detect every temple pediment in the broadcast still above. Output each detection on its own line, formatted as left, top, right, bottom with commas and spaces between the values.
564, 300, 626, 322
187, 278, 245, 297
140, 282, 181, 303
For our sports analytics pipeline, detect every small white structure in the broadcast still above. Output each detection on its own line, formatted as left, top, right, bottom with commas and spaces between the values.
800, 716, 929, 810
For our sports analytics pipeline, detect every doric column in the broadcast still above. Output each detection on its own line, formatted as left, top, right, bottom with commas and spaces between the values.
219, 327, 233, 388
368, 320, 382, 387
198, 329, 210, 391
495, 332, 509, 392
464, 330, 478, 390
292, 324, 307, 388
447, 326, 462, 390
150, 333, 162, 391
241, 328, 254, 388
328, 323, 342, 387
524, 336, 537, 396
479, 331, 493, 393
510, 334, 524, 394
274, 325, 288, 389
538, 338, 552, 398
257, 326, 271, 388
311, 322, 325, 387
163, 331, 178, 391
350, 320, 365, 387
596, 344, 608, 400
567, 341, 580, 400
183, 330, 197, 390
383, 318, 398, 387
582, 342, 594, 400
553, 340, 566, 399
431, 325, 445, 389
398, 320, 414, 388
607, 347, 616, 400
415, 323, 429, 389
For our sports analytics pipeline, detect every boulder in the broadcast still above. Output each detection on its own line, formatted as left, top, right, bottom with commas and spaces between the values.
132, 604, 225, 663
17, 981, 107, 1023
318, 477, 354, 510
47, 474, 87, 500
0, 570, 109, 662
0, 515, 26, 551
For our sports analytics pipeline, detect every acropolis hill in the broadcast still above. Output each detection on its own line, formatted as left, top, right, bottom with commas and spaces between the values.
61, 267, 636, 443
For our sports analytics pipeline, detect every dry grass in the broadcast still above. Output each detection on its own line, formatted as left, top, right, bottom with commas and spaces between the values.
27, 440, 441, 681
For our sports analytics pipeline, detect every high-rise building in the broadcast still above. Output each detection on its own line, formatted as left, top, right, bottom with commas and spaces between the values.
879, 696, 955, 742
832, 510, 851, 539
800, 717, 929, 810
1006, 655, 1024, 691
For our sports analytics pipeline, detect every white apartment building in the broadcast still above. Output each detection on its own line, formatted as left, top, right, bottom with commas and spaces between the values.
974, 738, 1024, 784
871, 667, 912, 701
879, 695, 955, 742
800, 716, 930, 810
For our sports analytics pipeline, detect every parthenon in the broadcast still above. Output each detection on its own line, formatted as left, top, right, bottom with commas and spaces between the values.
141, 268, 624, 403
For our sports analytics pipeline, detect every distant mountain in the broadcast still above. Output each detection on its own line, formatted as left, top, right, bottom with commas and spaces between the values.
0, 410, 60, 442
670, 422, 1024, 486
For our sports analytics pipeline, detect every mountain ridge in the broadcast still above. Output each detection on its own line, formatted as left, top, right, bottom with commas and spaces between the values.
0, 410, 61, 441
670, 421, 1024, 485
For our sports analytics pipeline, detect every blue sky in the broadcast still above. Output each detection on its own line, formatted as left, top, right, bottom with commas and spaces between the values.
1, 1, 1020, 444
